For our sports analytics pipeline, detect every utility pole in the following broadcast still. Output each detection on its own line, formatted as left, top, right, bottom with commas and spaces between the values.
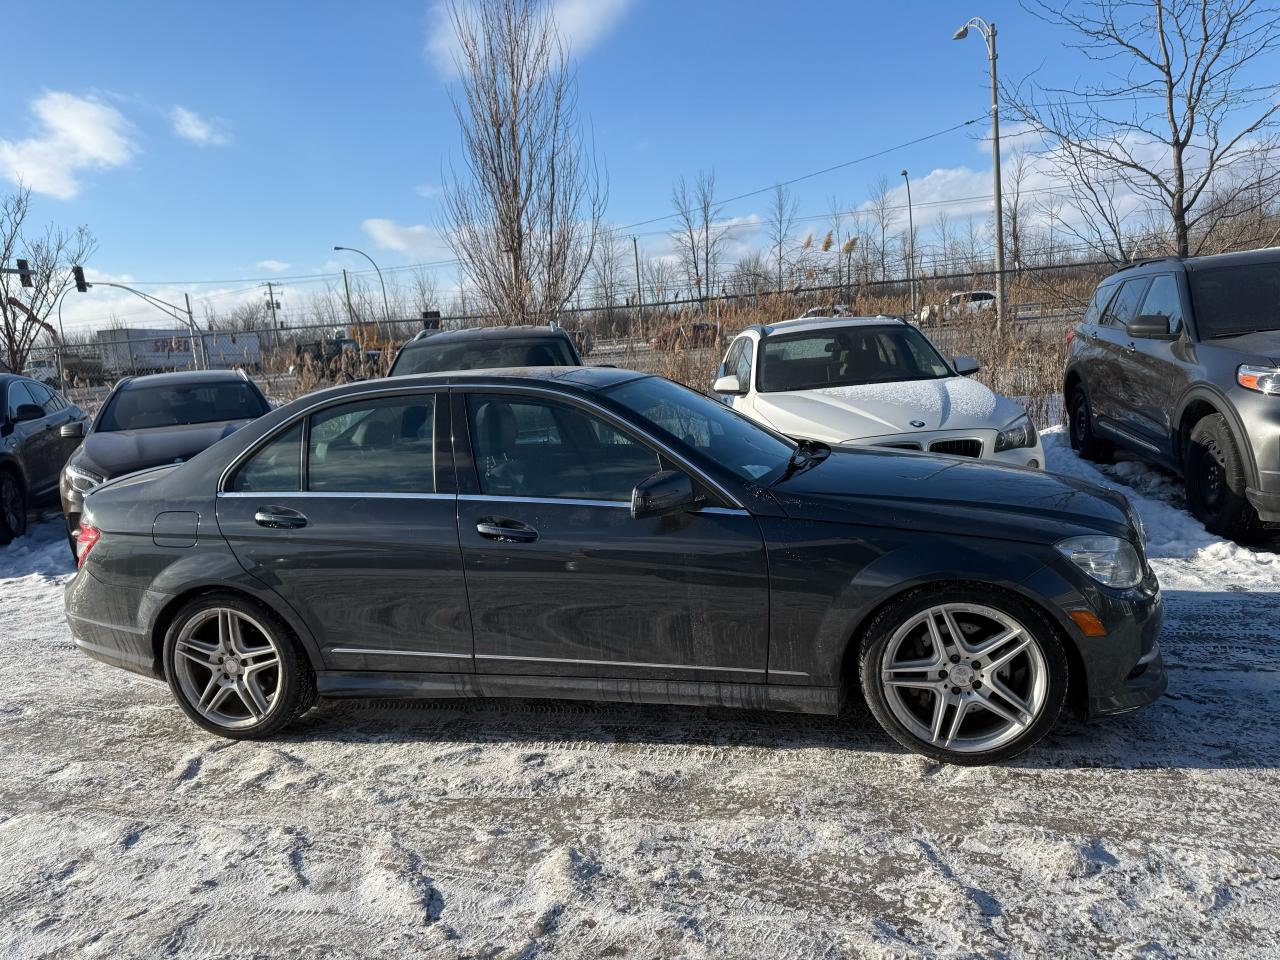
632, 236, 643, 336
264, 281, 279, 332
901, 170, 916, 319
341, 268, 361, 341
184, 293, 203, 369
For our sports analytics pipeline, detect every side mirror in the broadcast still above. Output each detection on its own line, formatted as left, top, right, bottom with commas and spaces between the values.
1126, 314, 1177, 340
713, 374, 745, 395
13, 403, 45, 423
953, 356, 980, 376
59, 420, 85, 439
631, 470, 696, 520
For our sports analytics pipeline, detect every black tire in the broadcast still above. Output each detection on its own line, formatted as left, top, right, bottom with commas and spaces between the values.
162, 591, 317, 740
858, 584, 1069, 766
1184, 413, 1264, 543
0, 469, 27, 546
1068, 387, 1114, 464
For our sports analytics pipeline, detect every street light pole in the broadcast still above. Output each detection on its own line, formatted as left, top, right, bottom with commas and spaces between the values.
84, 281, 205, 369
954, 17, 1006, 331
333, 245, 391, 329
900, 170, 916, 319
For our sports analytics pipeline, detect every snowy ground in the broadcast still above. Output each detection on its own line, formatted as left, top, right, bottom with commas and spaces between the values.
2, 428, 1279, 959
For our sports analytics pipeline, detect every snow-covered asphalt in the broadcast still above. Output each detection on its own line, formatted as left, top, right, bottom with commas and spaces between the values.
1, 428, 1278, 959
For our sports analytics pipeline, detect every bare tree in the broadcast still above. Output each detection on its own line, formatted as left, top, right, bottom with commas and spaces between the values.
867, 176, 896, 280
670, 170, 727, 310
1012, 0, 1280, 259
0, 186, 96, 375
440, 0, 607, 323
589, 225, 628, 308
766, 185, 799, 292
1003, 151, 1033, 273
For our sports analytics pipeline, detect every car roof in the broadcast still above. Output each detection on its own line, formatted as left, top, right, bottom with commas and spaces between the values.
115, 369, 252, 389
744, 315, 909, 337
405, 325, 573, 346
1113, 247, 1280, 277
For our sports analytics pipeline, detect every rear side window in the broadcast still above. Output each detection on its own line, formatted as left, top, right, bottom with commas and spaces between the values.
231, 423, 302, 492
230, 394, 438, 494
5, 381, 38, 419
1083, 284, 1117, 325
308, 395, 438, 493
1101, 279, 1149, 328
1137, 275, 1184, 334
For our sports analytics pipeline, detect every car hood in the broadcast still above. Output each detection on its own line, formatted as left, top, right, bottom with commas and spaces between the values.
1201, 330, 1280, 363
767, 446, 1134, 543
77, 420, 250, 478
753, 376, 1022, 442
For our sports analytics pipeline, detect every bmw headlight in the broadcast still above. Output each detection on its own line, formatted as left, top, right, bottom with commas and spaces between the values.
1238, 364, 1280, 395
1055, 535, 1142, 588
65, 463, 105, 493
995, 414, 1037, 452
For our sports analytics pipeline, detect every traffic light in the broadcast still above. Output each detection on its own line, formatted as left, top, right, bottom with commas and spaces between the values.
72, 265, 88, 293
15, 259, 32, 287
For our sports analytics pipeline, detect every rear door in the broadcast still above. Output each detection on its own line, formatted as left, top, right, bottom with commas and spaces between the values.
453, 388, 771, 684
216, 389, 474, 672
1121, 273, 1189, 457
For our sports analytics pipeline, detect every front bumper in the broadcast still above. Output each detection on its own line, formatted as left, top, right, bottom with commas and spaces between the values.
846, 428, 1047, 470
1072, 569, 1166, 718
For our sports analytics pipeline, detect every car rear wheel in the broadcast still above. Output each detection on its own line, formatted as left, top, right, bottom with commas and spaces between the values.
1184, 414, 1263, 543
0, 470, 27, 545
1068, 388, 1113, 463
163, 593, 316, 739
859, 586, 1068, 765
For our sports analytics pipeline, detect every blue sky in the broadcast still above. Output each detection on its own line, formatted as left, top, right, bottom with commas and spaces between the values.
2, 1, 1115, 328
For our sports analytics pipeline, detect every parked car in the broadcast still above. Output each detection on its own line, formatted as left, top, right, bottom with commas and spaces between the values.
1065, 250, 1280, 541
713, 315, 1044, 469
649, 322, 719, 350
67, 367, 1164, 764
0, 375, 87, 544
59, 369, 271, 553
388, 325, 582, 376
919, 290, 996, 327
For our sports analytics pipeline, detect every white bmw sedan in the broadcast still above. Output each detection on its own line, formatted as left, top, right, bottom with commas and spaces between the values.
712, 315, 1044, 469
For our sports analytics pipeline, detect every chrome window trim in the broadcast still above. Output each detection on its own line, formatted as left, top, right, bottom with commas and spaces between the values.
217, 490, 454, 501
330, 647, 471, 659
475, 652, 765, 674
456, 494, 750, 516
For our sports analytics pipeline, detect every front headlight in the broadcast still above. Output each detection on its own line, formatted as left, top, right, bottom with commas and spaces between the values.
65, 463, 105, 494
1055, 535, 1142, 588
995, 414, 1038, 452
1238, 364, 1280, 395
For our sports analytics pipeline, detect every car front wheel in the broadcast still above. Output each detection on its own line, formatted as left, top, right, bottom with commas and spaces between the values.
163, 593, 316, 739
1184, 414, 1263, 543
859, 586, 1068, 765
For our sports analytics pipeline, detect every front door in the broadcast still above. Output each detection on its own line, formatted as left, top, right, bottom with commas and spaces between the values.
1122, 273, 1189, 458
4, 380, 60, 493
216, 389, 473, 673
453, 389, 770, 684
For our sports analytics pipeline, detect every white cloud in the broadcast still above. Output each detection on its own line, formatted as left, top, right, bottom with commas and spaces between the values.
0, 92, 135, 199
425, 0, 633, 74
171, 106, 231, 147
256, 259, 290, 273
415, 183, 444, 200
362, 218, 454, 260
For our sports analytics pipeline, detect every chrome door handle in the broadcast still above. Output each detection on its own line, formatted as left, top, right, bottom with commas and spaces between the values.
476, 520, 538, 543
1088, 331, 1098, 342
254, 506, 308, 529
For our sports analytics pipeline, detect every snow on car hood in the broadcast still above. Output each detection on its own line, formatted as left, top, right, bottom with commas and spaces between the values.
754, 376, 1020, 442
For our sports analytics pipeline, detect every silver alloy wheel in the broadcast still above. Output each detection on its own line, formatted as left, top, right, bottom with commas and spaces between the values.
172, 608, 283, 730
880, 602, 1049, 754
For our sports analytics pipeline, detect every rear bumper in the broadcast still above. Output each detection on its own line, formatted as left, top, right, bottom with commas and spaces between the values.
64, 568, 161, 680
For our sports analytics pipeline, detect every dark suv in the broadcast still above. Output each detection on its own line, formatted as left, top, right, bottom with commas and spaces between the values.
388, 325, 582, 376
1, 374, 87, 543
1065, 250, 1280, 540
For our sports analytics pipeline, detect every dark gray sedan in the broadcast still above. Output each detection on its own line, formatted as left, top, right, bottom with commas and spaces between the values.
65, 367, 1166, 764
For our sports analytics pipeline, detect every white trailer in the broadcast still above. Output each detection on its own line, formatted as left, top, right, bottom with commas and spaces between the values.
96, 328, 262, 375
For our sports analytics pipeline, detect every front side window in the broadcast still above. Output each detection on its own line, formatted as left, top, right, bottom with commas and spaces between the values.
467, 394, 659, 501
98, 380, 269, 432
308, 395, 438, 493
757, 325, 952, 392
1137, 275, 1184, 334
1188, 260, 1280, 338
604, 375, 793, 483
392, 336, 576, 376
1101, 278, 1149, 329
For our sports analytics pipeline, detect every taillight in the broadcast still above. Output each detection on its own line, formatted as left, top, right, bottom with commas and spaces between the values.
76, 523, 101, 568
1066, 328, 1076, 346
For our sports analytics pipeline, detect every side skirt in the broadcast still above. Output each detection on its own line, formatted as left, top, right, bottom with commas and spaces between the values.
316, 671, 843, 716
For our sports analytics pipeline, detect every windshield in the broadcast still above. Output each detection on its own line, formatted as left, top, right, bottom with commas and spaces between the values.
97, 380, 269, 432
604, 375, 794, 483
391, 336, 576, 375
758, 324, 953, 392
1188, 260, 1280, 338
